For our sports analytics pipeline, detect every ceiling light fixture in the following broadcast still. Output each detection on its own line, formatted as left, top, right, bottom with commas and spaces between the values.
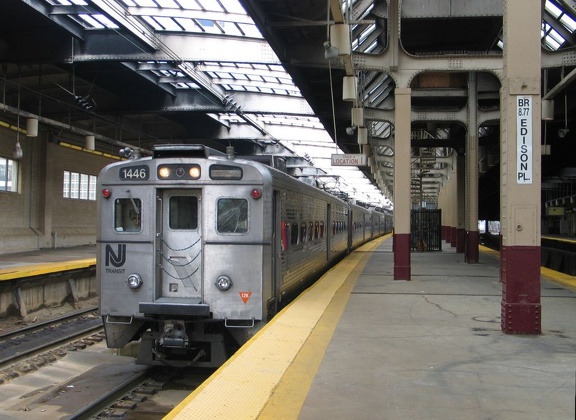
26, 117, 38, 137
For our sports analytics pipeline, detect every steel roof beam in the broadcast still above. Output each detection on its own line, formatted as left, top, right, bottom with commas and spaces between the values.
71, 32, 277, 64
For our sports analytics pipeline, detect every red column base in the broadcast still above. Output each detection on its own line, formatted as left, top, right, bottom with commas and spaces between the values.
450, 226, 457, 247
465, 230, 479, 263
501, 245, 541, 335
394, 233, 411, 280
501, 302, 541, 334
456, 228, 465, 253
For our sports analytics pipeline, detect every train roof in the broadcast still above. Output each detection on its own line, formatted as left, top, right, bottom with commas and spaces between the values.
152, 144, 227, 159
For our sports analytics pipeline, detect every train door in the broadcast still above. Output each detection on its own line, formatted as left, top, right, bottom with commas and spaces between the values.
271, 191, 282, 314
326, 203, 332, 261
157, 189, 203, 300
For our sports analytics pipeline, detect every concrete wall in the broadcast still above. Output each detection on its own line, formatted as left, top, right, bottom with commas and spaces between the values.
0, 125, 116, 254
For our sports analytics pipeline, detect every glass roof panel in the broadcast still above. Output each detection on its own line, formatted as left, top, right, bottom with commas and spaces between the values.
560, 14, 576, 32
546, 1, 563, 18
156, 0, 179, 7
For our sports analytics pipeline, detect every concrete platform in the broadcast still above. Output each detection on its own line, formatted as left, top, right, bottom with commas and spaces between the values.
167, 236, 576, 420
0, 245, 96, 281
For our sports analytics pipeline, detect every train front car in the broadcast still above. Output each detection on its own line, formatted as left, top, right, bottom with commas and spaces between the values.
97, 145, 271, 367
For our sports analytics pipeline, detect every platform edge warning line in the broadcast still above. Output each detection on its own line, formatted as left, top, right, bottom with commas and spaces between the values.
257, 236, 385, 419
164, 236, 387, 420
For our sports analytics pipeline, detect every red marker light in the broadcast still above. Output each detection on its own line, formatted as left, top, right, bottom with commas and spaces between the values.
102, 189, 112, 199
251, 188, 262, 199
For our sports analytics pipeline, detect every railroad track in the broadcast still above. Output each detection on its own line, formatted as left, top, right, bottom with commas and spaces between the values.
0, 306, 103, 368
0, 307, 212, 418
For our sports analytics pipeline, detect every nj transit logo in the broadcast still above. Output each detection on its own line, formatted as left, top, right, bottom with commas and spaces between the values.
105, 244, 126, 267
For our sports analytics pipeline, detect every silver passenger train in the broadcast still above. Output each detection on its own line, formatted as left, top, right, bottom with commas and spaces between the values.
97, 144, 391, 366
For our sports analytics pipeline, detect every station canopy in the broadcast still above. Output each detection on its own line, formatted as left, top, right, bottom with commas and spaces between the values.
34, 0, 391, 208
3, 0, 576, 214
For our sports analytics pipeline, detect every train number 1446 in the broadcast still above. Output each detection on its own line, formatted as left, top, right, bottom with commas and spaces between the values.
120, 166, 149, 180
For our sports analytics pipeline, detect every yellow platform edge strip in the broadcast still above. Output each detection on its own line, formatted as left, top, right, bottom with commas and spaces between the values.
164, 235, 389, 420
258, 236, 385, 418
0, 258, 96, 281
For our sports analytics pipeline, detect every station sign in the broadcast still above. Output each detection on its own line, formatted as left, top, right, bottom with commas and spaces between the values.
331, 154, 367, 166
546, 207, 565, 216
516, 96, 533, 184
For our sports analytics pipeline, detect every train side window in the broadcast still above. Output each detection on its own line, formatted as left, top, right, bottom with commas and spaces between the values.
217, 198, 248, 233
114, 198, 142, 232
170, 196, 198, 230
301, 222, 307, 243
319, 221, 324, 238
290, 223, 299, 245
314, 222, 319, 239
308, 222, 313, 241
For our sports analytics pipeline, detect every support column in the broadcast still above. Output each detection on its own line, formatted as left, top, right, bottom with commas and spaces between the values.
466, 72, 480, 263
500, 0, 541, 334
393, 87, 411, 280
456, 153, 466, 253
439, 187, 447, 240
443, 174, 452, 243
449, 157, 457, 247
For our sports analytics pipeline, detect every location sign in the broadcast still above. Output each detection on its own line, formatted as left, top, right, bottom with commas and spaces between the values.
331, 154, 367, 166
516, 96, 532, 184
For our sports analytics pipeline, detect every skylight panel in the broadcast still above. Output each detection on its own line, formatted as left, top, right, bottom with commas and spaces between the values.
364, 41, 379, 53
47, 0, 88, 4
549, 28, 565, 44
542, 22, 565, 49
233, 73, 249, 81
200, 0, 226, 12
220, 23, 244, 36
155, 0, 179, 7
174, 17, 197, 31
221, 2, 247, 14
262, 75, 279, 83
174, 1, 202, 11
237, 23, 262, 38
77, 14, 104, 28
560, 14, 576, 32
142, 16, 163, 30
92, 14, 119, 28
546, 35, 563, 50
155, 16, 183, 30
545, 1, 562, 18
130, 0, 157, 7
195, 19, 225, 35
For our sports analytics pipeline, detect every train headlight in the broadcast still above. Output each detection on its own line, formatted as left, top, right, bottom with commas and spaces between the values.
127, 273, 143, 289
215, 275, 233, 291
158, 166, 171, 179
189, 166, 201, 179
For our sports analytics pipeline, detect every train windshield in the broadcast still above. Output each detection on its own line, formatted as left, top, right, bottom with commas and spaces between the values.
114, 198, 142, 232
217, 198, 248, 233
